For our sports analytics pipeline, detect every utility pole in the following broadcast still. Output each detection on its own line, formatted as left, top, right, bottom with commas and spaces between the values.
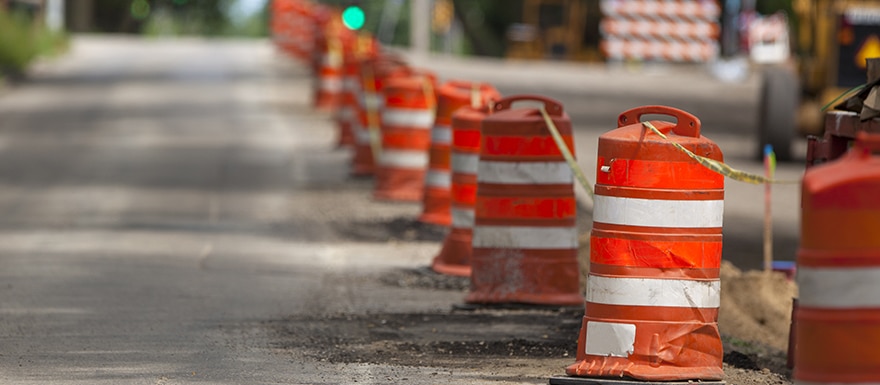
410, 0, 431, 55
46, 0, 64, 31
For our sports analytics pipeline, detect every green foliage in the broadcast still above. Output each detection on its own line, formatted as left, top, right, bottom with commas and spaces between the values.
0, 8, 68, 78
141, 0, 268, 37
0, 9, 37, 76
452, 0, 520, 57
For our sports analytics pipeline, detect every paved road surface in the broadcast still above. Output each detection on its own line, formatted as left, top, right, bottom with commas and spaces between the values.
0, 36, 803, 384
0, 36, 468, 384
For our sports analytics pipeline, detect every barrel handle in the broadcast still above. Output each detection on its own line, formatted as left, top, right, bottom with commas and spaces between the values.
855, 131, 880, 157
618, 105, 701, 138
493, 94, 564, 117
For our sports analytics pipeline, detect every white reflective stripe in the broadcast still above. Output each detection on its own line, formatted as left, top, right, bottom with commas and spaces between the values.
380, 150, 429, 168
452, 208, 474, 229
431, 124, 452, 144
382, 108, 434, 128
798, 266, 880, 308
587, 275, 721, 308
477, 161, 572, 184
472, 226, 578, 249
452, 153, 479, 174
593, 195, 723, 228
585, 321, 635, 358
425, 169, 451, 188
362, 92, 383, 110
320, 77, 343, 92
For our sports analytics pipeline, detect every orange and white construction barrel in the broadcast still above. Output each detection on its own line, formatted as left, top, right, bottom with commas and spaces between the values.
795, 132, 880, 385
312, 14, 346, 111
349, 56, 407, 176
335, 35, 379, 148
431, 105, 492, 277
272, 0, 317, 62
372, 70, 438, 201
335, 53, 359, 148
418, 81, 500, 226
465, 95, 582, 306
565, 105, 724, 381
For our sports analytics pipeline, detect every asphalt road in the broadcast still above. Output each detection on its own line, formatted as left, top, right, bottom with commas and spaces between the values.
0, 36, 803, 383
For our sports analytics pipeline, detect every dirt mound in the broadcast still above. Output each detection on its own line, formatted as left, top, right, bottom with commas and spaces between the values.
718, 260, 798, 352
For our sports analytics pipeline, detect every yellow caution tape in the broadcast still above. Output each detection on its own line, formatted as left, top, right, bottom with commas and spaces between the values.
642, 121, 798, 185
539, 107, 595, 200
421, 75, 436, 116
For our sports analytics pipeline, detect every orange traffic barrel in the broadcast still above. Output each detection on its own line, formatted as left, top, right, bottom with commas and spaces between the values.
335, 36, 379, 148
335, 55, 359, 148
418, 81, 501, 226
431, 105, 492, 277
349, 55, 407, 176
795, 132, 880, 384
566, 106, 724, 381
272, 0, 317, 62
271, 0, 295, 57
373, 69, 438, 201
312, 14, 347, 111
465, 95, 582, 306
307, 4, 334, 72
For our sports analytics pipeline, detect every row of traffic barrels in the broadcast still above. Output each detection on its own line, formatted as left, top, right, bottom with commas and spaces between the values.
271, 1, 880, 384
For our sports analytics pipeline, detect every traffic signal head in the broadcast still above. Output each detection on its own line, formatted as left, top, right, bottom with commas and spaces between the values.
341, 5, 365, 30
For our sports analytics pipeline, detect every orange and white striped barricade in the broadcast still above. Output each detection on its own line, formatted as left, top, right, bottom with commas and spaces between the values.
271, 0, 295, 56
272, 0, 316, 62
307, 4, 333, 72
270, 0, 288, 52
372, 70, 438, 201
349, 56, 407, 176
795, 132, 880, 385
465, 95, 582, 306
418, 81, 501, 226
564, 106, 724, 381
335, 35, 379, 148
431, 105, 492, 277
312, 13, 346, 111
336, 54, 359, 148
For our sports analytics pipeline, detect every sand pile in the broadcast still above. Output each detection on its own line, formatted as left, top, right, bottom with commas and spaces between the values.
718, 260, 798, 351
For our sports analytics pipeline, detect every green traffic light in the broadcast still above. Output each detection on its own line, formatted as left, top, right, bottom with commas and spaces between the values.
341, 6, 365, 30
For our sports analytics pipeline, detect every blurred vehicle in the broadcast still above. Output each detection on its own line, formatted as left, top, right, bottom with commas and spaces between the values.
505, 0, 602, 62
757, 0, 880, 160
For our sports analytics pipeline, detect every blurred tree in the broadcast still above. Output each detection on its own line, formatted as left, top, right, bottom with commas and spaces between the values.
65, 0, 263, 36
144, 0, 233, 36
755, 0, 793, 16
451, 0, 520, 56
